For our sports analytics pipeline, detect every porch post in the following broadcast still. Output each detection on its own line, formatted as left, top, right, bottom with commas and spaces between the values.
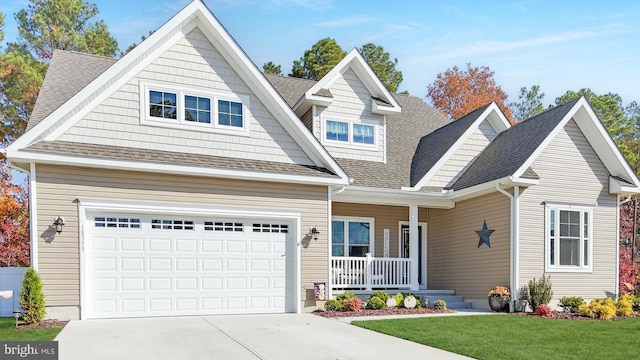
410, 205, 419, 290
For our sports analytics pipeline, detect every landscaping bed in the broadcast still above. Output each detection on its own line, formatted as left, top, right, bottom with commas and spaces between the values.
18, 319, 69, 330
314, 307, 455, 318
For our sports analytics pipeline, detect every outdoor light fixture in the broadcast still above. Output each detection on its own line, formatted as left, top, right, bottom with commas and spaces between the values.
53, 216, 65, 234
13, 310, 20, 329
310, 227, 320, 241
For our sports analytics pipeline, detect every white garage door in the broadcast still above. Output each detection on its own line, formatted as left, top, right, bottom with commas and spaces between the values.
84, 213, 294, 319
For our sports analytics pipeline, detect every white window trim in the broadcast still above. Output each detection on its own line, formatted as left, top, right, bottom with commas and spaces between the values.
321, 114, 379, 151
331, 216, 375, 257
545, 203, 593, 273
140, 81, 250, 136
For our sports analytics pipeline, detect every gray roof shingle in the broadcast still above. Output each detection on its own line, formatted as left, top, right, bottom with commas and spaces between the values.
410, 104, 491, 187
449, 98, 581, 190
263, 73, 314, 107
23, 141, 338, 178
27, 50, 116, 131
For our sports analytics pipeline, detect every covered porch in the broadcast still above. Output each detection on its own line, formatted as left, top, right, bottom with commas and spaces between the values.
329, 196, 451, 292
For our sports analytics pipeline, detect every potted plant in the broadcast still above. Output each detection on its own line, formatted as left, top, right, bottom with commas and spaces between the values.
488, 285, 510, 312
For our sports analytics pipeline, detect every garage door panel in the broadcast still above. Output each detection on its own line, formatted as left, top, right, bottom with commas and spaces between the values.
121, 258, 144, 271
175, 258, 197, 271
87, 214, 293, 319
149, 258, 171, 271
121, 238, 144, 251
149, 238, 171, 252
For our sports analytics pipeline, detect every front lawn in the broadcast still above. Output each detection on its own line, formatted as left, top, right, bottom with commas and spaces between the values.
353, 315, 640, 360
0, 318, 64, 341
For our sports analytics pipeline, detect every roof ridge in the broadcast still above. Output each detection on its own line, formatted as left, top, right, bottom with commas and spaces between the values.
54, 49, 117, 61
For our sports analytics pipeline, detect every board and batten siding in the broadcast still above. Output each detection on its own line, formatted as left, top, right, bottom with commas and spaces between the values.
519, 119, 617, 302
34, 165, 328, 310
332, 203, 428, 258
429, 192, 510, 300
429, 120, 498, 188
314, 69, 385, 162
58, 28, 313, 165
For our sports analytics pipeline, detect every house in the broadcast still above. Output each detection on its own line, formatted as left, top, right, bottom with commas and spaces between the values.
2, 1, 639, 320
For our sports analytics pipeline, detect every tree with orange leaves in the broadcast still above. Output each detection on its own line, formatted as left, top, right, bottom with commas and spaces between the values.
0, 157, 30, 267
427, 63, 514, 123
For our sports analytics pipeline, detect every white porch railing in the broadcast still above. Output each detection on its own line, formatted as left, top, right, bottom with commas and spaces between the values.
330, 254, 412, 290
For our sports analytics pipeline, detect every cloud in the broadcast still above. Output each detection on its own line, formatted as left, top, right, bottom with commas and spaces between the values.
406, 30, 596, 64
314, 15, 376, 28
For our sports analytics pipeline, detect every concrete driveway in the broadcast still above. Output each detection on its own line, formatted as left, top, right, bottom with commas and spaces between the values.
55, 314, 473, 359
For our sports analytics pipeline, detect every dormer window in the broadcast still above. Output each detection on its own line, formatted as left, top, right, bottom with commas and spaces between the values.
326, 120, 349, 142
353, 124, 374, 145
323, 116, 378, 149
141, 82, 249, 134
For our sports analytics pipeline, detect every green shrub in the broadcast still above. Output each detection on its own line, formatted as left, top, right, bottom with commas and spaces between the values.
343, 297, 363, 312
580, 298, 617, 320
366, 297, 387, 310
617, 295, 634, 316
433, 299, 447, 310
324, 299, 343, 311
527, 274, 553, 312
336, 292, 356, 302
368, 291, 390, 302
393, 293, 404, 307
559, 296, 584, 313
19, 268, 46, 324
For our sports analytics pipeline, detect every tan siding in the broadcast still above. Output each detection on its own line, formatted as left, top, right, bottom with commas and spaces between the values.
35, 165, 328, 307
59, 28, 312, 165
519, 119, 617, 301
429, 120, 497, 188
429, 192, 510, 299
316, 69, 385, 162
332, 203, 428, 257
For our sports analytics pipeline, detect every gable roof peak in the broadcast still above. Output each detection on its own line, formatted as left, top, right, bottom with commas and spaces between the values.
293, 48, 401, 115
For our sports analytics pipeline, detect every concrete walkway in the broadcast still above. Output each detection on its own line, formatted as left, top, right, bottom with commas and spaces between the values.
55, 313, 476, 360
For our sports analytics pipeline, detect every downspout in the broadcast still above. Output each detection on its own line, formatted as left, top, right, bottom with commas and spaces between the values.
617, 195, 633, 299
496, 184, 519, 301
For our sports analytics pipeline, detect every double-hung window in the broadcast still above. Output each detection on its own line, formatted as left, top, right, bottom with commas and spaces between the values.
323, 117, 377, 147
331, 217, 374, 257
546, 204, 592, 271
142, 82, 248, 133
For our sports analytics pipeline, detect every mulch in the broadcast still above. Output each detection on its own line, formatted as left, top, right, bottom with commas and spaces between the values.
18, 319, 69, 330
313, 307, 455, 318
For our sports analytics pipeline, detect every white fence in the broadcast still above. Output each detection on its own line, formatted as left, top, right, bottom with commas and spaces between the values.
0, 267, 27, 316
330, 254, 411, 290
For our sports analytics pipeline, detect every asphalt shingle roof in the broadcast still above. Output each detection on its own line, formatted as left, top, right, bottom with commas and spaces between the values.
27, 50, 116, 131
24, 141, 338, 178
449, 98, 581, 190
410, 104, 491, 187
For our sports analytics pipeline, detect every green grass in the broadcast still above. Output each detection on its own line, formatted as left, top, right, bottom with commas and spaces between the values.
353, 315, 640, 360
0, 318, 63, 341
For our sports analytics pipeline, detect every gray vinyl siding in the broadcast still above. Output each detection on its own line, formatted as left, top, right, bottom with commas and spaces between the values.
429, 120, 497, 188
301, 109, 313, 131
59, 28, 312, 165
429, 192, 511, 299
332, 203, 428, 257
315, 69, 385, 162
519, 119, 617, 302
35, 165, 328, 307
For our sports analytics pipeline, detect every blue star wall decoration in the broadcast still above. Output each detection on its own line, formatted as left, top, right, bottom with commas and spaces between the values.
476, 220, 494, 248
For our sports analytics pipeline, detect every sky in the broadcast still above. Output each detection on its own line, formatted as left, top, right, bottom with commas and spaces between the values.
1, 0, 639, 108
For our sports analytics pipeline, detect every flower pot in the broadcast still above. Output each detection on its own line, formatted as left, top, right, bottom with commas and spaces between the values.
488, 296, 508, 312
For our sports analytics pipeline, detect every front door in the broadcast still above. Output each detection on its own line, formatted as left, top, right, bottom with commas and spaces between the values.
400, 224, 426, 287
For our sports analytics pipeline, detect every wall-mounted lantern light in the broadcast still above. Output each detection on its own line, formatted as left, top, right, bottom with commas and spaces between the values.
310, 227, 320, 241
53, 216, 65, 234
